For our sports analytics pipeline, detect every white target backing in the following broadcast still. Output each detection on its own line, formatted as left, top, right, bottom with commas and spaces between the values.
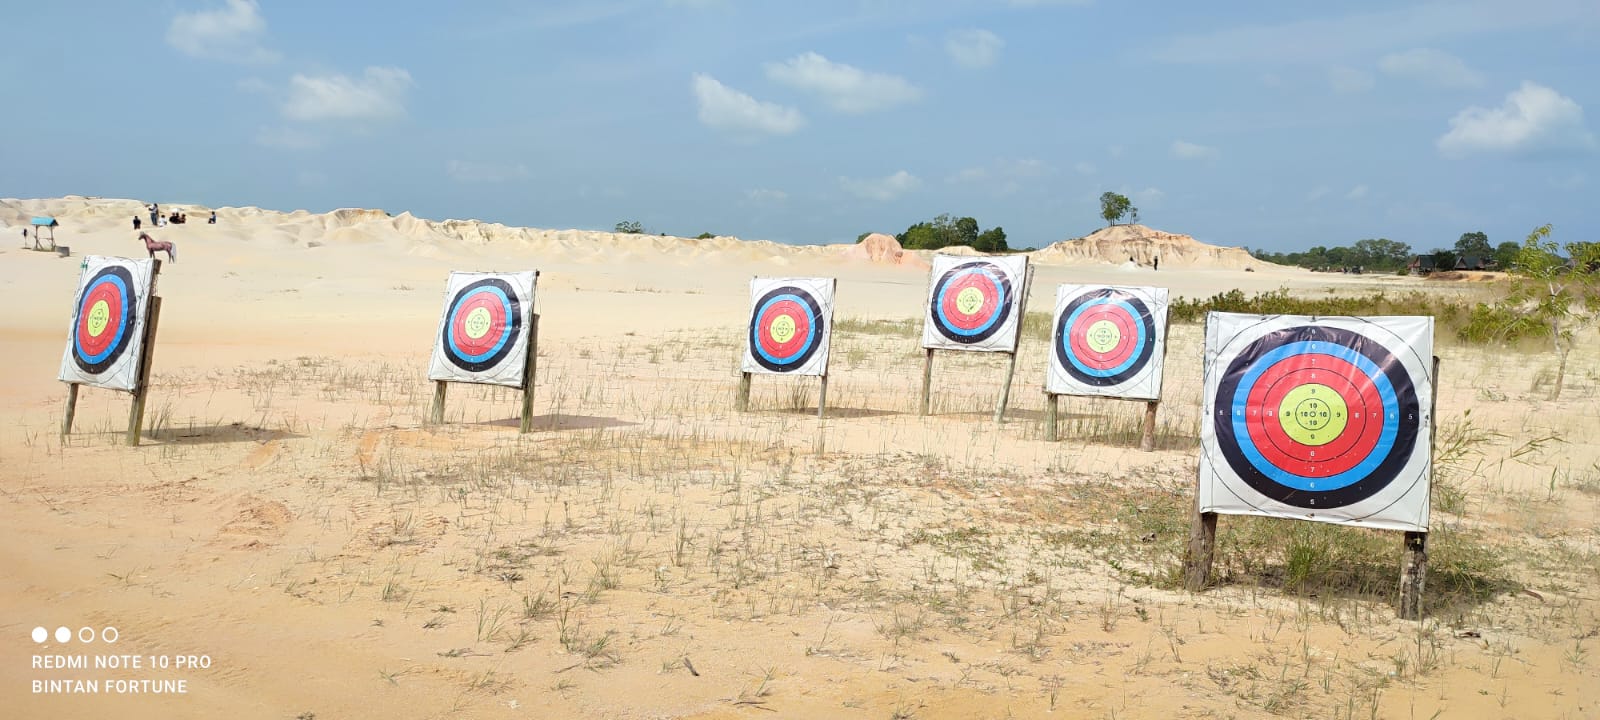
427, 271, 537, 388
1198, 313, 1434, 532
58, 256, 157, 392
1047, 284, 1168, 400
742, 277, 836, 376
921, 254, 1028, 353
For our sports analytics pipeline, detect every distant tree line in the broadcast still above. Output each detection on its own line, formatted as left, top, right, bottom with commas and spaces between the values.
894, 213, 1009, 252
1248, 238, 1413, 271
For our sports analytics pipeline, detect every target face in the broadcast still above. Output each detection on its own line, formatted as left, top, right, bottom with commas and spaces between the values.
1047, 285, 1168, 400
922, 254, 1028, 352
428, 271, 537, 388
58, 256, 155, 392
743, 277, 835, 376
1198, 314, 1434, 532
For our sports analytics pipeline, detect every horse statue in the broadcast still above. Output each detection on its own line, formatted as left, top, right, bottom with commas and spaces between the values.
138, 232, 177, 263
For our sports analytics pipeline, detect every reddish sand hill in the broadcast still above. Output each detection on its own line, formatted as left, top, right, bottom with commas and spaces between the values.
1030, 224, 1268, 269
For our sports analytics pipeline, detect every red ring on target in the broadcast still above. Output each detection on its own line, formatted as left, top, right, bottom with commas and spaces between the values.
937, 272, 1003, 332
756, 298, 812, 361
1067, 305, 1139, 371
1242, 354, 1385, 478
449, 292, 509, 358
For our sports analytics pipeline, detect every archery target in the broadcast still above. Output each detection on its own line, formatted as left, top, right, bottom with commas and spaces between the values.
742, 277, 835, 376
1198, 313, 1434, 532
427, 271, 536, 388
58, 256, 156, 392
1047, 285, 1169, 400
922, 254, 1028, 352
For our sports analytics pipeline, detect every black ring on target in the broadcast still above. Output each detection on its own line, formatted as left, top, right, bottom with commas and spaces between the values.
1214, 325, 1420, 509
748, 285, 825, 372
440, 278, 522, 373
72, 265, 138, 374
1054, 289, 1156, 386
929, 261, 1013, 344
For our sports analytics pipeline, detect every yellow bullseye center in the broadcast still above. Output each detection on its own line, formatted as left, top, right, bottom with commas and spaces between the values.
955, 287, 984, 316
1085, 320, 1121, 354
769, 315, 797, 343
463, 307, 493, 339
1277, 383, 1348, 446
87, 300, 111, 337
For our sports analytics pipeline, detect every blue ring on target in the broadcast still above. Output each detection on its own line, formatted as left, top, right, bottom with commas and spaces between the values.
1229, 340, 1399, 492
748, 286, 825, 372
934, 267, 1008, 338
76, 272, 132, 365
752, 293, 819, 367
1061, 298, 1148, 378
72, 266, 139, 374
446, 285, 515, 364
440, 278, 523, 373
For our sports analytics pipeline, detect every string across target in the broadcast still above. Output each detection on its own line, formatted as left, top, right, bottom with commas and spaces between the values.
929, 261, 1013, 344
72, 266, 138, 374
748, 285, 825, 373
1055, 289, 1156, 387
1213, 324, 1422, 509
440, 278, 522, 373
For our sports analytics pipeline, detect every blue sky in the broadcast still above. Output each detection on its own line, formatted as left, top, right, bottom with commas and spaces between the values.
3, 0, 1596, 252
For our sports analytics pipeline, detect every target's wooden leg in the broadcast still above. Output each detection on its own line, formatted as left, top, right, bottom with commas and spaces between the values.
1044, 392, 1059, 442
1399, 531, 1428, 620
429, 381, 448, 425
817, 375, 829, 419
520, 314, 539, 434
736, 372, 752, 412
1184, 509, 1218, 592
126, 296, 162, 447
995, 350, 1019, 423
919, 349, 934, 416
62, 383, 80, 437
1140, 401, 1159, 452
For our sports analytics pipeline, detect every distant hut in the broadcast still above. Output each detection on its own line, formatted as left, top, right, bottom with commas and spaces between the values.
28, 217, 59, 250
1406, 254, 1438, 275
1454, 255, 1496, 271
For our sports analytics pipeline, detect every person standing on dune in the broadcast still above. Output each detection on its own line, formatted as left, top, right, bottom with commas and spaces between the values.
133, 215, 141, 230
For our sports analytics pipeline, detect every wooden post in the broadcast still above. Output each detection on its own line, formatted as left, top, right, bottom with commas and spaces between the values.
995, 350, 1019, 423
62, 383, 80, 436
1398, 355, 1441, 620
429, 381, 448, 424
1184, 508, 1218, 591
1044, 392, 1059, 442
817, 374, 829, 419
125, 296, 162, 446
736, 372, 752, 412
1399, 531, 1428, 620
519, 314, 540, 433
1139, 400, 1159, 452
919, 349, 934, 416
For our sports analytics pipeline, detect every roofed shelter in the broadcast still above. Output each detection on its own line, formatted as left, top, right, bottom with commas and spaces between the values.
29, 217, 59, 250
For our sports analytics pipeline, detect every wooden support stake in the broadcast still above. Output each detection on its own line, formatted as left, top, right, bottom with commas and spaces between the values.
1044, 392, 1059, 442
736, 372, 752, 412
126, 296, 162, 446
1398, 355, 1441, 620
429, 381, 448, 424
817, 374, 829, 419
1184, 508, 1218, 591
995, 350, 1019, 423
62, 383, 80, 436
1139, 400, 1159, 452
519, 314, 540, 433
1399, 531, 1428, 620
919, 349, 934, 416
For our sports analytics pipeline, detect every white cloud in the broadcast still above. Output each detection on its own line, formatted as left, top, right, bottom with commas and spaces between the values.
1135, 187, 1164, 205
765, 52, 921, 113
1306, 186, 1331, 201
254, 126, 320, 150
1171, 140, 1219, 160
1379, 49, 1482, 88
283, 67, 413, 121
1008, 0, 1093, 5
691, 73, 805, 136
745, 188, 788, 203
1328, 66, 1374, 94
167, 0, 277, 63
1437, 82, 1597, 158
946, 158, 1048, 195
1346, 184, 1369, 199
946, 29, 1004, 69
1550, 172, 1585, 190
840, 170, 921, 201
1074, 161, 1097, 175
447, 160, 531, 183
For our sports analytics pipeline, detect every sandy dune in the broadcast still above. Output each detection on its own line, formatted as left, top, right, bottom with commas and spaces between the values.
2, 198, 1595, 719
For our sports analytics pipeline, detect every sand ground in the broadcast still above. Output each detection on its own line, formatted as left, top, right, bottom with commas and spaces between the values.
2, 201, 1596, 719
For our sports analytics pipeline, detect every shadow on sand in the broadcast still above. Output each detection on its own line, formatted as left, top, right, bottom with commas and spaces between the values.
149, 422, 304, 445
476, 414, 637, 432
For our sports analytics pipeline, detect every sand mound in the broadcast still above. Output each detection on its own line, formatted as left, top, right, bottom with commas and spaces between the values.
840, 233, 930, 269
1031, 224, 1266, 270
